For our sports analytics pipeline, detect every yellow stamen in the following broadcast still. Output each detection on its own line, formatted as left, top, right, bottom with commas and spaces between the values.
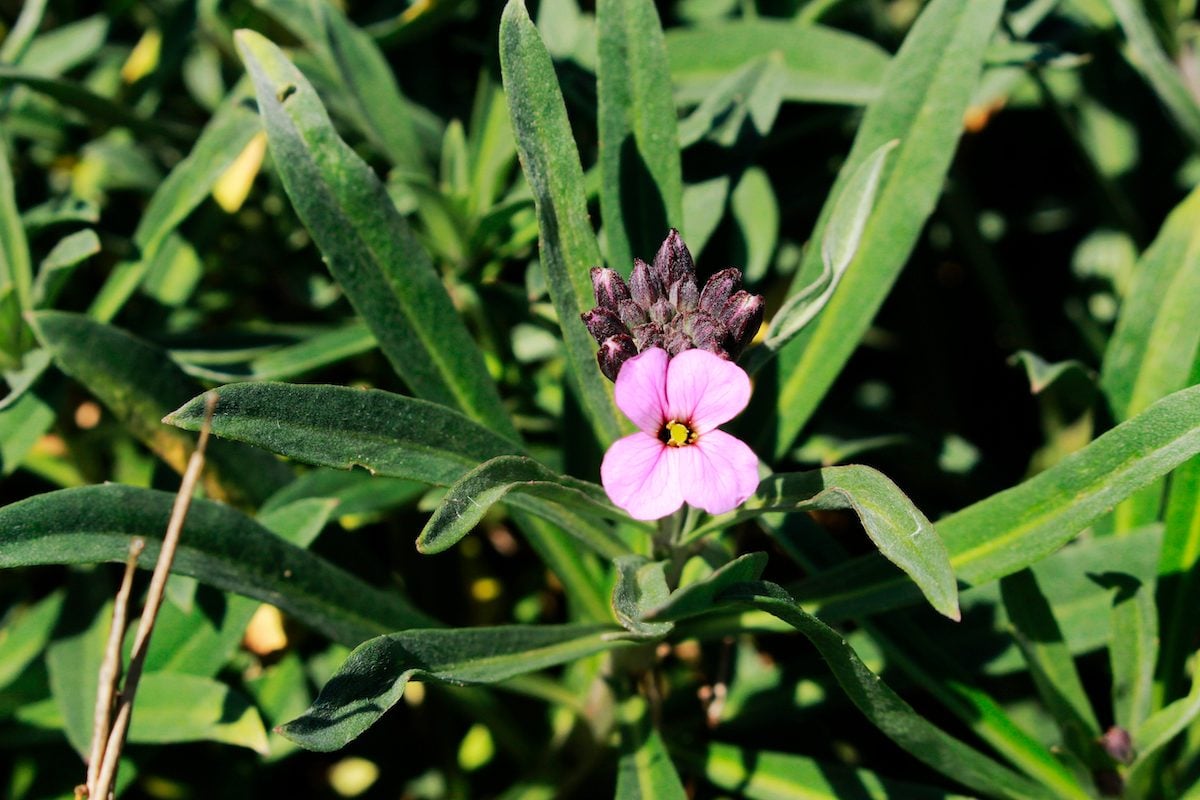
665, 421, 692, 447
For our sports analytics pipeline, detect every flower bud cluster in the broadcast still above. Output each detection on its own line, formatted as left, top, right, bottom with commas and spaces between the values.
581, 230, 765, 381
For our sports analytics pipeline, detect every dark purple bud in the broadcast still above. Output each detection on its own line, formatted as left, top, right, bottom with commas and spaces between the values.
721, 291, 765, 358
1100, 727, 1134, 765
648, 297, 675, 325
663, 327, 693, 356
669, 278, 699, 312
597, 334, 638, 382
630, 258, 664, 309
591, 267, 631, 311
617, 298, 648, 329
699, 268, 742, 316
652, 229, 696, 287
632, 322, 664, 351
680, 311, 726, 355
581, 307, 627, 344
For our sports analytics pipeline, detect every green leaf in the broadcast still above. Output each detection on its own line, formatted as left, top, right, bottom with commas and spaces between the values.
279, 624, 627, 751
234, 30, 515, 439
597, 0, 683, 272
616, 696, 688, 799
32, 228, 99, 307
677, 55, 785, 149
682, 742, 975, 800
1156, 452, 1200, 707
0, 484, 435, 644
173, 323, 376, 383
729, 167, 778, 284
1128, 681, 1200, 784
31, 311, 290, 506
308, 3, 428, 175
759, 139, 896, 356
611, 556, 674, 637
865, 618, 1092, 799
88, 81, 261, 322
0, 591, 63, 692
24, 673, 271, 753
416, 455, 632, 557
646, 552, 767, 623
1104, 573, 1157, 733
1106, 0, 1200, 150
0, 137, 33, 366
999, 570, 1100, 756
0, 375, 56, 476
794, 383, 1200, 620
0, 67, 188, 142
260, 468, 425, 521
0, 0, 48, 63
165, 381, 520, 487
499, 0, 625, 446
688, 467, 959, 621
764, 0, 1005, 458
45, 579, 113, 754
1010, 350, 1095, 395
665, 20, 889, 107
731, 583, 1053, 799
123, 673, 270, 753
1101, 184, 1200, 529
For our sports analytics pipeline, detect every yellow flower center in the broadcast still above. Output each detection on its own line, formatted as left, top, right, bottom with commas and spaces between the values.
660, 420, 697, 447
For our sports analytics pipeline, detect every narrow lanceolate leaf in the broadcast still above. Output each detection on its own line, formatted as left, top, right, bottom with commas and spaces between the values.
310, 2, 428, 176
499, 0, 625, 446
1101, 184, 1200, 529
665, 21, 890, 107
792, 383, 1200, 621
999, 570, 1100, 757
646, 552, 768, 623
417, 456, 631, 557
234, 30, 515, 439
732, 583, 1052, 800
1156, 453, 1200, 707
760, 139, 897, 355
1107, 0, 1200, 150
764, 0, 1005, 458
616, 696, 688, 800
612, 556, 675, 638
683, 742, 975, 800
597, 0, 683, 272
32, 312, 290, 505
688, 467, 958, 621
1106, 572, 1157, 733
0, 485, 435, 644
166, 382, 520, 486
88, 81, 261, 322
1128, 681, 1200, 785
280, 624, 627, 751
0, 136, 33, 364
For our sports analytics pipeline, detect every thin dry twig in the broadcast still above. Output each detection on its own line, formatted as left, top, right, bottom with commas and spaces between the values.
86, 538, 145, 795
89, 392, 218, 800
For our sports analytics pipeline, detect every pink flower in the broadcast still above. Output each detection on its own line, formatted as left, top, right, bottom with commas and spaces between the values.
601, 348, 760, 520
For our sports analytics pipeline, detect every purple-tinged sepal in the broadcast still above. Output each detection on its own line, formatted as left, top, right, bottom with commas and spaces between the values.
591, 267, 631, 311
597, 334, 638, 381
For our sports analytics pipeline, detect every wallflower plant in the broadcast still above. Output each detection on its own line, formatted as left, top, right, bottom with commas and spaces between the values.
4, 0, 1200, 797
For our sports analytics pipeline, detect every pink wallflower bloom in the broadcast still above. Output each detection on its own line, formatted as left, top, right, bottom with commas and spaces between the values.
601, 347, 760, 521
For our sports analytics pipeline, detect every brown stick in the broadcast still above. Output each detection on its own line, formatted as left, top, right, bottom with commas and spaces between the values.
85, 538, 145, 795
90, 392, 218, 800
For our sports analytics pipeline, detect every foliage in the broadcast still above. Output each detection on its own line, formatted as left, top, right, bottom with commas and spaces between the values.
3, 0, 1200, 797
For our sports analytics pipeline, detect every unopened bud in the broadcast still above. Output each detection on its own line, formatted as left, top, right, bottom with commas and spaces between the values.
591, 267, 631, 311
1100, 727, 1134, 765
669, 279, 699, 312
680, 311, 726, 355
581, 308, 626, 344
721, 291, 765, 358
652, 228, 696, 287
597, 335, 638, 381
632, 322, 665, 351
629, 258, 664, 308
699, 268, 742, 316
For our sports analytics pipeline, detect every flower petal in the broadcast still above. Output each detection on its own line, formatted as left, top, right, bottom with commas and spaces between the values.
601, 433, 684, 520
613, 347, 669, 433
676, 430, 760, 515
664, 348, 751, 432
